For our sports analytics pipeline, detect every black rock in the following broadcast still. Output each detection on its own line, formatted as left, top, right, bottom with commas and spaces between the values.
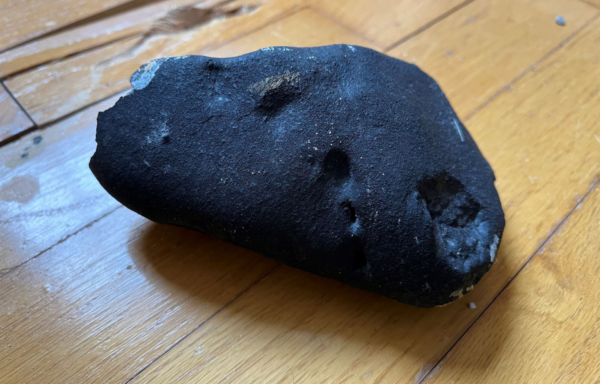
90, 45, 504, 307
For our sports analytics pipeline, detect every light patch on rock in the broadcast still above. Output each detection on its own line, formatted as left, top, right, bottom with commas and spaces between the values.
131, 58, 166, 90
453, 118, 465, 142
490, 234, 500, 262
131, 56, 189, 90
146, 121, 169, 144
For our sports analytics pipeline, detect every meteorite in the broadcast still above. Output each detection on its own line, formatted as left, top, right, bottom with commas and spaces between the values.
90, 45, 504, 307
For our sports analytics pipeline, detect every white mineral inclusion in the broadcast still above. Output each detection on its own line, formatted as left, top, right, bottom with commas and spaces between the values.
489, 235, 500, 262
131, 56, 190, 90
453, 118, 465, 142
261, 47, 293, 52
131, 59, 165, 90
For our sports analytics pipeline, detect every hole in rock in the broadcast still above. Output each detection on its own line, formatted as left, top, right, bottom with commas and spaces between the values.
341, 200, 357, 222
321, 148, 350, 184
250, 72, 300, 116
418, 172, 481, 227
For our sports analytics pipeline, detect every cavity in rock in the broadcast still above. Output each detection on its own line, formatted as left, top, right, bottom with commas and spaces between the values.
90, 45, 505, 307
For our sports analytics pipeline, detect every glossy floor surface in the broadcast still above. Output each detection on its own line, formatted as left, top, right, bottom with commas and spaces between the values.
1, 0, 600, 382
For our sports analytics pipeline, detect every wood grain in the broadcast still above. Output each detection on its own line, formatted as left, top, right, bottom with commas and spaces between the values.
130, 264, 488, 384
425, 184, 600, 384
465, 16, 600, 278
0, 83, 33, 143
0, 95, 123, 276
5, 38, 146, 126
1, 1, 600, 383
206, 8, 378, 57
0, 0, 201, 79
581, 0, 600, 8
0, 0, 138, 52
4, 0, 304, 126
0, 207, 278, 384
388, 0, 597, 119
312, 0, 469, 49
119, 9, 600, 384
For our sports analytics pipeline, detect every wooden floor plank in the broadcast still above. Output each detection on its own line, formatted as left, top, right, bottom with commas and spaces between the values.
387, 0, 597, 119
205, 7, 378, 58
0, 208, 277, 384
0, 0, 140, 52
311, 0, 469, 49
131, 264, 464, 383
2, 1, 600, 383
0, 8, 375, 380
121, 10, 600, 384
0, 83, 33, 144
425, 184, 600, 384
465, 17, 600, 278
0, 0, 201, 79
0, 95, 123, 276
6, 38, 142, 126
4, 0, 305, 126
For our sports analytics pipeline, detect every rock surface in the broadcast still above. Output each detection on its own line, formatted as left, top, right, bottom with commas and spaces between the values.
90, 45, 504, 307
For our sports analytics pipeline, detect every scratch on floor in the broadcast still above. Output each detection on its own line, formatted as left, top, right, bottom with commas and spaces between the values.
414, 363, 443, 384
96, 0, 261, 69
149, 0, 259, 35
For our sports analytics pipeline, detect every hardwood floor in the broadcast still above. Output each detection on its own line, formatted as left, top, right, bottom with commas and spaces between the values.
1, 0, 599, 382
